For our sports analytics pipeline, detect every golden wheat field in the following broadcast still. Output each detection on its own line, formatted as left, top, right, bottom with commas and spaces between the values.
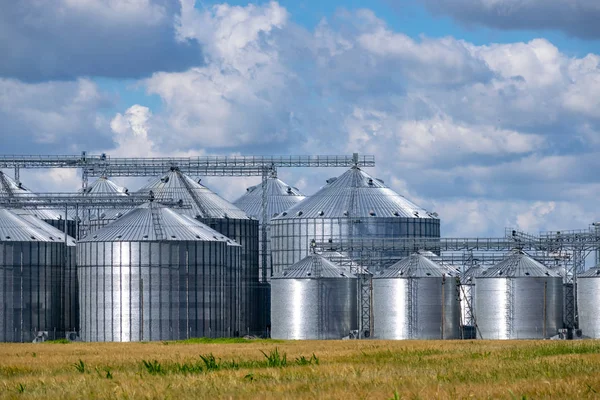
0, 339, 600, 399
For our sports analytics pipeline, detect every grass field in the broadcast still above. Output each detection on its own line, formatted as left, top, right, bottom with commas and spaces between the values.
1, 339, 600, 399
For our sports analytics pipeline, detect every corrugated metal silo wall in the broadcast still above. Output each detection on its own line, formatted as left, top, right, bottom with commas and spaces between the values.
63, 245, 79, 333
0, 241, 65, 342
475, 277, 563, 339
271, 217, 441, 275
271, 278, 358, 340
577, 278, 600, 338
77, 240, 240, 342
202, 217, 261, 336
373, 277, 460, 339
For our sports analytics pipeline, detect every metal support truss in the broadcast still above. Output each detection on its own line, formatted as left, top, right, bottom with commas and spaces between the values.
260, 166, 270, 283
313, 235, 600, 255
0, 193, 180, 209
0, 153, 376, 178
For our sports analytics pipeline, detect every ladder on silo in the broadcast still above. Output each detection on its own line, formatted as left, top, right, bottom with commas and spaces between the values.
312, 255, 325, 339
150, 204, 165, 241
408, 255, 420, 339
506, 278, 515, 338
408, 279, 418, 339
177, 168, 210, 217
0, 172, 14, 196
358, 273, 372, 337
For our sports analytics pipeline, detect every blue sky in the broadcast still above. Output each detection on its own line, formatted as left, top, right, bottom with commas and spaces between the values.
2, 0, 600, 237
90, 0, 600, 116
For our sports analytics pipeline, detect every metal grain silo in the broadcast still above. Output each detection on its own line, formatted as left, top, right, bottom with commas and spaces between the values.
137, 169, 260, 335
0, 172, 77, 238
0, 208, 65, 342
271, 253, 358, 340
577, 267, 600, 338
76, 176, 131, 236
373, 254, 460, 340
475, 252, 563, 339
12, 210, 79, 335
270, 166, 440, 276
77, 202, 242, 342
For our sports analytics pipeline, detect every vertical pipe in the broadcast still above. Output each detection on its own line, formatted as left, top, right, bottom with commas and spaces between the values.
64, 204, 68, 339
75, 204, 79, 240
441, 277, 445, 339
20, 250, 23, 343
186, 249, 190, 339
356, 275, 364, 339
369, 276, 374, 337
543, 281, 547, 338
139, 278, 144, 341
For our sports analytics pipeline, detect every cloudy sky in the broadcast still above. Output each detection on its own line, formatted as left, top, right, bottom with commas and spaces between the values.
2, 0, 600, 237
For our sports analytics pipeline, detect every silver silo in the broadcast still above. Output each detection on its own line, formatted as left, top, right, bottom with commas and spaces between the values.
77, 202, 242, 342
12, 210, 79, 335
77, 176, 131, 236
0, 208, 65, 342
475, 252, 563, 339
233, 172, 305, 334
270, 166, 440, 276
373, 254, 460, 340
137, 169, 260, 336
271, 253, 358, 340
577, 266, 600, 338
0, 172, 77, 238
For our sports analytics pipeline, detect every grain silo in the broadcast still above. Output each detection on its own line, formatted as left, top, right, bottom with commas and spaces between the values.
270, 166, 440, 276
0, 171, 77, 238
577, 266, 600, 338
136, 168, 260, 335
0, 208, 65, 342
77, 176, 131, 236
475, 251, 563, 339
11, 210, 79, 335
372, 254, 460, 340
271, 253, 358, 340
77, 202, 242, 342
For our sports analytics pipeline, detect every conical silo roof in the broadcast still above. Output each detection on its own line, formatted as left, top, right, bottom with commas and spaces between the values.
80, 202, 238, 243
376, 254, 453, 278
273, 166, 435, 220
479, 251, 560, 278
0, 171, 69, 221
272, 253, 357, 279
0, 208, 61, 242
579, 266, 600, 278
233, 174, 305, 222
137, 169, 249, 220
74, 177, 131, 220
11, 209, 76, 246
81, 177, 129, 196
